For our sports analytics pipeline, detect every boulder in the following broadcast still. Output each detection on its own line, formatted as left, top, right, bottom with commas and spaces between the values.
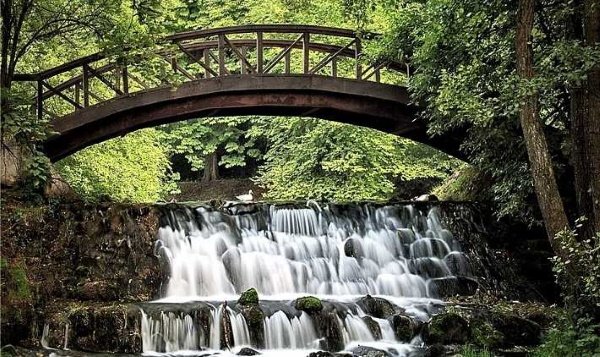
492, 314, 541, 346
361, 316, 382, 340
423, 312, 471, 345
357, 295, 395, 319
390, 314, 416, 341
428, 276, 479, 297
295, 296, 323, 313
349, 345, 391, 357
238, 288, 259, 306
238, 347, 261, 355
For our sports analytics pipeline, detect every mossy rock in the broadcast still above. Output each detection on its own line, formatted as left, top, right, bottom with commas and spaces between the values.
357, 295, 395, 319
471, 319, 505, 349
362, 316, 382, 340
491, 314, 541, 346
391, 314, 416, 341
295, 296, 323, 313
240, 305, 265, 348
424, 312, 471, 345
238, 288, 259, 306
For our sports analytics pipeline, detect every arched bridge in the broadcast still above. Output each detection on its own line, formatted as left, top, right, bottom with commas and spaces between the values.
14, 25, 463, 162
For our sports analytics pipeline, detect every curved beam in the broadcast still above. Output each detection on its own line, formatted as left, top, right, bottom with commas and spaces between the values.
44, 75, 432, 162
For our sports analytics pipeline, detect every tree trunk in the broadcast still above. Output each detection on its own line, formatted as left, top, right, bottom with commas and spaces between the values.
202, 151, 219, 182
516, 0, 570, 251
569, 0, 600, 238
582, 0, 600, 235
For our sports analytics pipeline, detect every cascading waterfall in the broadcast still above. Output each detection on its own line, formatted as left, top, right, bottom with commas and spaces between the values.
140, 202, 472, 356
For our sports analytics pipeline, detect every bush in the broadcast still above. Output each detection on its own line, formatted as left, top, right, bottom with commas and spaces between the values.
533, 316, 600, 357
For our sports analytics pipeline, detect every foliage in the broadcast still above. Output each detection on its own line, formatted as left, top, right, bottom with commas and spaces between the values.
533, 313, 600, 357
457, 345, 493, 357
251, 118, 459, 201
160, 117, 261, 173
349, 0, 600, 224
551, 219, 600, 320
0, 258, 31, 300
56, 129, 177, 202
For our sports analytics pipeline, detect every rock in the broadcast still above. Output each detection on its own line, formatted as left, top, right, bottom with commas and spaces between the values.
349, 345, 391, 357
357, 295, 395, 319
295, 296, 323, 313
238, 347, 261, 355
314, 312, 344, 352
471, 318, 505, 349
390, 314, 416, 341
240, 305, 265, 348
428, 276, 479, 297
362, 316, 382, 340
343, 238, 363, 258
492, 315, 541, 346
414, 194, 439, 202
76, 281, 117, 301
423, 312, 471, 345
424, 344, 446, 357
238, 288, 259, 306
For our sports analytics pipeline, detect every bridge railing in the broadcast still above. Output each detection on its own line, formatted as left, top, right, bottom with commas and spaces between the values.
13, 25, 408, 121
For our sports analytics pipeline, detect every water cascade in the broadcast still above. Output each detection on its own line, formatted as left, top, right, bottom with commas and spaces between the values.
140, 203, 472, 356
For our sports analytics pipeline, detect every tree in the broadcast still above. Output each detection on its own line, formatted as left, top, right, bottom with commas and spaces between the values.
55, 129, 176, 202
251, 117, 458, 201
160, 117, 261, 182
515, 0, 570, 263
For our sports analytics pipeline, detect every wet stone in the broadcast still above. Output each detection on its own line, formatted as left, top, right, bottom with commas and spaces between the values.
423, 312, 471, 345
295, 296, 324, 313
237, 347, 261, 355
357, 295, 396, 319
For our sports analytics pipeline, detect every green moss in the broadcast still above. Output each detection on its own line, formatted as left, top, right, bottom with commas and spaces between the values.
471, 320, 504, 349
295, 296, 323, 313
425, 312, 471, 345
457, 345, 493, 357
238, 288, 259, 306
2, 258, 32, 300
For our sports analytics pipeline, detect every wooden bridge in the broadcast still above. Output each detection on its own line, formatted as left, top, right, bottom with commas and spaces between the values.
14, 25, 463, 162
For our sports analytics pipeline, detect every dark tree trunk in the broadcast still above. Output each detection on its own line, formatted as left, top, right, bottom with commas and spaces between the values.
569, 0, 600, 238
581, 0, 600, 234
202, 151, 219, 182
516, 0, 570, 254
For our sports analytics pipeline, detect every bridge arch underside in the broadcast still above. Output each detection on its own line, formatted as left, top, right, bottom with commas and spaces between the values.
44, 75, 463, 162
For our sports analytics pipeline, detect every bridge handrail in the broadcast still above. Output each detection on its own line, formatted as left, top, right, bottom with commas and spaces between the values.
12, 24, 405, 121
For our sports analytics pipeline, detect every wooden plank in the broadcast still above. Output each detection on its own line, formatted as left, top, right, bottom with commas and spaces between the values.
177, 43, 219, 77
37, 80, 43, 120
82, 65, 90, 107
309, 38, 355, 74
223, 35, 255, 73
209, 51, 230, 75
40, 81, 83, 109
257, 32, 263, 73
263, 34, 303, 73
303, 33, 310, 74
122, 65, 129, 94
87, 65, 124, 95
241, 46, 247, 74
218, 34, 226, 76
331, 58, 337, 77
163, 56, 195, 80
355, 38, 362, 80
285, 51, 290, 74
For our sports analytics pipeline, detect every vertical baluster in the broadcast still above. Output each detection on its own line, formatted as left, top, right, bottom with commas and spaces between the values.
285, 51, 291, 74
204, 49, 211, 78
218, 34, 226, 76
303, 32, 310, 74
331, 58, 337, 78
115, 66, 121, 93
75, 82, 80, 106
122, 64, 129, 94
82, 64, 90, 107
257, 32, 263, 74
241, 46, 247, 75
355, 37, 362, 80
375, 68, 381, 82
37, 80, 43, 120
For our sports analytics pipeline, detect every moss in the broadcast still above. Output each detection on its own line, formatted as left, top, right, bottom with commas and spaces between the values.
471, 320, 504, 349
392, 314, 415, 341
238, 288, 259, 306
2, 258, 32, 300
424, 312, 471, 345
295, 296, 323, 313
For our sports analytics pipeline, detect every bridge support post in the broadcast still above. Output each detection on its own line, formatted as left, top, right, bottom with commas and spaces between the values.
303, 33, 310, 74
257, 32, 263, 73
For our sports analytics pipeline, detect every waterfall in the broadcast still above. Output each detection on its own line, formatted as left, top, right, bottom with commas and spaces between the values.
140, 202, 471, 355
